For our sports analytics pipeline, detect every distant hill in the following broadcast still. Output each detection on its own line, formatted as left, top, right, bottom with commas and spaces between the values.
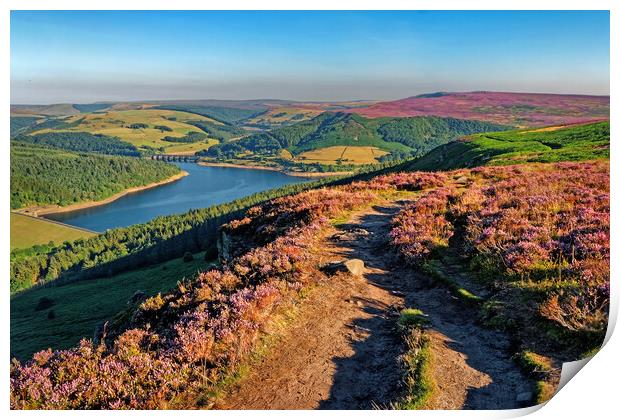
344, 91, 609, 128
227, 112, 509, 158
11, 104, 81, 117
403, 121, 609, 171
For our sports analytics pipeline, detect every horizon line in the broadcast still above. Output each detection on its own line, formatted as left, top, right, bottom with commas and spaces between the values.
10, 90, 611, 107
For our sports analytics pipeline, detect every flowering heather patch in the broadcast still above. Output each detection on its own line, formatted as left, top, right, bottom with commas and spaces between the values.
390, 161, 610, 342
462, 161, 609, 335
390, 187, 456, 263
11, 169, 443, 409
355, 171, 448, 193
346, 92, 609, 128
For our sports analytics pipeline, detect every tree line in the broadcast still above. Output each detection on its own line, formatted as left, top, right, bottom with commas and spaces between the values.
10, 176, 341, 294
13, 132, 140, 156
10, 142, 180, 209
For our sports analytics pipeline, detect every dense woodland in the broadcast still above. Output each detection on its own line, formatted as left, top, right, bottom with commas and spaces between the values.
10, 116, 41, 137
162, 131, 207, 143
10, 143, 180, 210
13, 132, 140, 156
188, 120, 247, 141
155, 105, 267, 124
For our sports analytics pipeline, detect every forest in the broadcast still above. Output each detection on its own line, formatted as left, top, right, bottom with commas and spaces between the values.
155, 105, 267, 124
13, 132, 141, 156
188, 120, 248, 141
10, 143, 180, 210
162, 131, 207, 143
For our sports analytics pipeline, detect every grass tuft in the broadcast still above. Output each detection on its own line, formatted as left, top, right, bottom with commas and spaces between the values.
394, 308, 435, 410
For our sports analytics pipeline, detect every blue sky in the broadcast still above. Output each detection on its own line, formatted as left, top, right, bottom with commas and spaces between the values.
10, 10, 610, 104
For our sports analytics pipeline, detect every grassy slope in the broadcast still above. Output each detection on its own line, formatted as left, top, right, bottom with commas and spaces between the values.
10, 213, 96, 250
406, 121, 609, 171
297, 146, 388, 164
10, 253, 210, 360
237, 112, 509, 157
31, 109, 221, 152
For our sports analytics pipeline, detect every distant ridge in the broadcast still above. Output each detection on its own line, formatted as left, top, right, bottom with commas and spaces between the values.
345, 91, 610, 127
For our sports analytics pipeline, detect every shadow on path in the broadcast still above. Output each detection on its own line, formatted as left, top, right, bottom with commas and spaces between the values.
319, 202, 530, 409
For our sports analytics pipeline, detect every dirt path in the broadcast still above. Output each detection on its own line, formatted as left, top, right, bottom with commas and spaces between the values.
219, 200, 530, 409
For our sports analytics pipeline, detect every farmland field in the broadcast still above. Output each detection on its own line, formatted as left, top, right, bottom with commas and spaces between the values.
245, 106, 323, 126
297, 146, 388, 164
31, 109, 221, 152
10, 212, 96, 250
10, 252, 211, 360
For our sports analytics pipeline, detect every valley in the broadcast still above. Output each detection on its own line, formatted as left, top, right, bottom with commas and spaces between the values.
9, 94, 610, 410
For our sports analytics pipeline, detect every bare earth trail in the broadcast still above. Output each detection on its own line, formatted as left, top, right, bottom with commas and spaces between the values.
219, 200, 530, 410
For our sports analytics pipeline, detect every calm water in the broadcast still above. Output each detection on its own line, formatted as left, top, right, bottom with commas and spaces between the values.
45, 163, 309, 232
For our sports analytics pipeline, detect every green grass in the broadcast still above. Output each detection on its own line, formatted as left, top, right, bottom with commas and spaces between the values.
395, 308, 435, 410
10, 212, 96, 250
10, 253, 211, 361
515, 350, 554, 376
407, 121, 609, 171
421, 260, 483, 306
32, 109, 220, 153
515, 350, 557, 404
398, 308, 430, 329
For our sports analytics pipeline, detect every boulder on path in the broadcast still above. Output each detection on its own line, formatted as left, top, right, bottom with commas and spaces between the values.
323, 259, 366, 277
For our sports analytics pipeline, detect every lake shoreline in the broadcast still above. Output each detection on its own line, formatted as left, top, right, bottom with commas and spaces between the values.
15, 171, 189, 218
197, 161, 352, 178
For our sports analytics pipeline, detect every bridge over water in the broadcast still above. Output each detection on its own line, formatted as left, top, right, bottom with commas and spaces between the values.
150, 154, 199, 162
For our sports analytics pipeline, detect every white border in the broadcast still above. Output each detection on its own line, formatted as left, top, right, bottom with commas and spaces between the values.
1, 2, 616, 419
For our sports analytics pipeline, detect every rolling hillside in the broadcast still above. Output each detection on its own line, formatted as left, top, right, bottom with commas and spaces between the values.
213, 112, 510, 161
345, 92, 609, 127
405, 121, 609, 171
25, 109, 221, 154
10, 159, 609, 409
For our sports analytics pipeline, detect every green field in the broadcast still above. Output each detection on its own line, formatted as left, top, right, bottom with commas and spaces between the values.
297, 146, 388, 164
406, 121, 610, 171
11, 213, 97, 250
245, 106, 323, 127
32, 109, 220, 152
11, 253, 211, 360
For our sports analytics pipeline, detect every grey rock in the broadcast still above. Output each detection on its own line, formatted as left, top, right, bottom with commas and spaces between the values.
322, 259, 366, 276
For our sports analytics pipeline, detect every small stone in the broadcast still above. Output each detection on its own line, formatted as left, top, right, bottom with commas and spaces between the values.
322, 259, 365, 276
454, 176, 469, 184
343, 259, 365, 276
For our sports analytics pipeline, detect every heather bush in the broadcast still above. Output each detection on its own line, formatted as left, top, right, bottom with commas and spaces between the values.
390, 187, 456, 263
390, 161, 609, 343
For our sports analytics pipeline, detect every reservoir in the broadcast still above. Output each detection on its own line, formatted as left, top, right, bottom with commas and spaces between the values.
45, 162, 310, 232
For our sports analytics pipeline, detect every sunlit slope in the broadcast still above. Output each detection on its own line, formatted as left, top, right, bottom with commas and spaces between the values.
10, 213, 96, 250
405, 121, 609, 171
31, 109, 221, 152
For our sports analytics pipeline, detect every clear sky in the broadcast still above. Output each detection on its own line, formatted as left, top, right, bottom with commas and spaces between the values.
10, 10, 610, 104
